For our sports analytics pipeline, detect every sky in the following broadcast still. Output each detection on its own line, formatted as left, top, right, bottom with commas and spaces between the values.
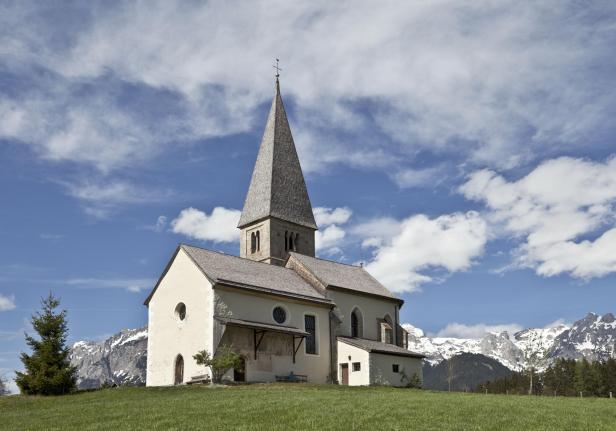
1, 1, 616, 392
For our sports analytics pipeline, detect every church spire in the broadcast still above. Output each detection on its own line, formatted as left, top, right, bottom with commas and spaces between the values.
238, 78, 317, 230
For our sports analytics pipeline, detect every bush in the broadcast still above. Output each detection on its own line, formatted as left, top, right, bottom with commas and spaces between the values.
193, 345, 242, 384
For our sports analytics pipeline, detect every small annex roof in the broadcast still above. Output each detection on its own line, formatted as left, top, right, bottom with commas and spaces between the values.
215, 316, 309, 337
288, 252, 400, 302
238, 80, 317, 230
180, 244, 330, 304
338, 336, 425, 358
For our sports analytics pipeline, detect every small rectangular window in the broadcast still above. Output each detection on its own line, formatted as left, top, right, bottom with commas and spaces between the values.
392, 364, 399, 373
352, 362, 361, 372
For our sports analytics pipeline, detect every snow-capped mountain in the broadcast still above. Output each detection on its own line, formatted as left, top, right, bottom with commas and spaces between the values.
406, 313, 615, 371
69, 313, 615, 388
70, 327, 147, 389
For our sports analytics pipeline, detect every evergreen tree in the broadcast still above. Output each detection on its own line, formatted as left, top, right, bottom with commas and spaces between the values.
15, 293, 77, 395
0, 375, 10, 396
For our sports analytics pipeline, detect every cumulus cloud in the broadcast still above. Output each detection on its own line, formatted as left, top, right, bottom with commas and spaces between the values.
434, 322, 523, 339
314, 207, 352, 227
1, 1, 615, 177
314, 207, 353, 255
0, 294, 16, 311
460, 156, 616, 279
364, 212, 487, 292
171, 207, 241, 243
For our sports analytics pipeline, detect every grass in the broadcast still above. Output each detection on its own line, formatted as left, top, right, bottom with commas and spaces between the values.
2, 384, 615, 431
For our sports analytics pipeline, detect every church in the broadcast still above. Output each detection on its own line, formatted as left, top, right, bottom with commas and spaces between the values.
144, 78, 424, 387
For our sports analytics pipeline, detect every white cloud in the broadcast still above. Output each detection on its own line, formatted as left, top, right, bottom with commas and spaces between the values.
392, 167, 443, 189
1, 1, 615, 176
171, 207, 241, 243
0, 294, 16, 311
460, 156, 616, 279
315, 225, 346, 253
434, 322, 523, 339
314, 207, 352, 227
313, 207, 352, 254
364, 212, 487, 292
352, 217, 403, 249
65, 278, 155, 293
62, 180, 168, 218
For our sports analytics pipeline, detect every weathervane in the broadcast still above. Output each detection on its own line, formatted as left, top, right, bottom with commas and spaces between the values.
273, 58, 282, 80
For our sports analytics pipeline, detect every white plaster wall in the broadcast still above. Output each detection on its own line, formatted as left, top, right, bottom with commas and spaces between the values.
328, 290, 399, 342
215, 288, 331, 383
336, 341, 370, 386
146, 249, 214, 386
369, 353, 423, 387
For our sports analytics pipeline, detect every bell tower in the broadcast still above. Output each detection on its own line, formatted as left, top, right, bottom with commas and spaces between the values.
238, 78, 317, 266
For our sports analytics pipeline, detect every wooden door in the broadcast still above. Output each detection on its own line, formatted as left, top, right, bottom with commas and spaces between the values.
174, 355, 184, 385
234, 357, 246, 382
341, 363, 349, 385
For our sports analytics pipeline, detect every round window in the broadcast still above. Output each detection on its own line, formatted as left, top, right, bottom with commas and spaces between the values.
175, 302, 186, 321
272, 306, 286, 324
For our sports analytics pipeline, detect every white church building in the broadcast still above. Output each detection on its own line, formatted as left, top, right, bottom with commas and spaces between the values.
144, 79, 424, 387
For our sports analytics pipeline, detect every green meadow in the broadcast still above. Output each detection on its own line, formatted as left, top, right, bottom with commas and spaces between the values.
2, 384, 615, 430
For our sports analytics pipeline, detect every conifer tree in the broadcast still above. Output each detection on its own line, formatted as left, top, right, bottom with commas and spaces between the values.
15, 293, 77, 395
0, 375, 10, 396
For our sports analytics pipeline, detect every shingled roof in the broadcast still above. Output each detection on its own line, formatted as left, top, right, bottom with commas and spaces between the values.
338, 336, 425, 358
238, 80, 317, 229
289, 253, 400, 302
181, 245, 329, 304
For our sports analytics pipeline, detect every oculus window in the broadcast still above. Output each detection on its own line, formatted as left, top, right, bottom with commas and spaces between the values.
273, 306, 287, 324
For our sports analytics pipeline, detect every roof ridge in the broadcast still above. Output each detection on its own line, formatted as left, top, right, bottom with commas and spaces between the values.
290, 251, 362, 268
181, 243, 296, 272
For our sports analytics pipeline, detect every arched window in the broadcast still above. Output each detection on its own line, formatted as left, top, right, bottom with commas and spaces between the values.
284, 231, 289, 251
256, 231, 260, 251
250, 232, 256, 253
293, 233, 298, 251
174, 354, 184, 385
381, 314, 394, 344
351, 308, 363, 338
289, 232, 294, 251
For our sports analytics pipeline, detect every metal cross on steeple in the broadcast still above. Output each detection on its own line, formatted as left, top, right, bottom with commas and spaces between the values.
273, 58, 282, 80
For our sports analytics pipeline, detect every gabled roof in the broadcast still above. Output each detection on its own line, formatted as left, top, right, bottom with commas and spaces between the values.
238, 80, 317, 229
177, 244, 330, 304
288, 252, 401, 303
338, 336, 425, 358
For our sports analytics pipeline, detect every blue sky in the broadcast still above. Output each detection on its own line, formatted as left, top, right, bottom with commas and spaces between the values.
2, 1, 616, 390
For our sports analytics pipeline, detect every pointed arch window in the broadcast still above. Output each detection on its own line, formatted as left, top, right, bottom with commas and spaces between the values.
250, 232, 256, 253
351, 308, 363, 338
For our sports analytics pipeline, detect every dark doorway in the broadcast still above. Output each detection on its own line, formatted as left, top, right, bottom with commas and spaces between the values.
340, 363, 349, 385
174, 354, 184, 385
234, 356, 246, 382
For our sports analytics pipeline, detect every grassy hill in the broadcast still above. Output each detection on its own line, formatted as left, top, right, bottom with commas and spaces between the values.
1, 384, 615, 430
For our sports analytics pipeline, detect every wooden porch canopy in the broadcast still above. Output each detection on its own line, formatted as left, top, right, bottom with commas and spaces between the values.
215, 316, 309, 363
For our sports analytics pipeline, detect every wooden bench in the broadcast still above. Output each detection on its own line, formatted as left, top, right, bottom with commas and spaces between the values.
186, 374, 211, 385
275, 373, 307, 383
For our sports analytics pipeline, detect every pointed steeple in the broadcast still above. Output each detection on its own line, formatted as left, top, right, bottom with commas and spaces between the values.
238, 80, 317, 230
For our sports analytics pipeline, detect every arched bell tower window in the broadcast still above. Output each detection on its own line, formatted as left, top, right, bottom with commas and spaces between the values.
256, 231, 260, 251
250, 232, 256, 253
